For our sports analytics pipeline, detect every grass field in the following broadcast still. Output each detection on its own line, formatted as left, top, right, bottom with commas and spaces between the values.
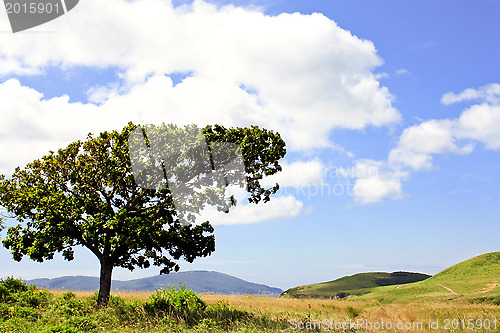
352, 252, 500, 305
2, 253, 499, 332
282, 252, 500, 304
1, 283, 500, 332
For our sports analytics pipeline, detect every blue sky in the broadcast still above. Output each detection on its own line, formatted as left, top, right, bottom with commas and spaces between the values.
0, 0, 499, 290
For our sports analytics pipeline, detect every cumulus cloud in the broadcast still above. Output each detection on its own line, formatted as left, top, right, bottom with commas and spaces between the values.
339, 160, 407, 204
388, 119, 473, 170
344, 83, 500, 204
441, 83, 500, 105
197, 195, 304, 225
0, 0, 404, 220
260, 159, 325, 189
455, 104, 500, 150
0, 0, 399, 152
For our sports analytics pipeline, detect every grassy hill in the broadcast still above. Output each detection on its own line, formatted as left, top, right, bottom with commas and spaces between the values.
354, 252, 500, 304
282, 252, 500, 304
281, 271, 430, 298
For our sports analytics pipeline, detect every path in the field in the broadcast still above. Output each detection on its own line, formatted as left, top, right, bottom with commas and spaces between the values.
437, 284, 457, 294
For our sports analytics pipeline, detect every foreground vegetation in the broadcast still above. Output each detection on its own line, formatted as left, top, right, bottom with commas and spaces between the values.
1, 277, 500, 332
0, 277, 289, 333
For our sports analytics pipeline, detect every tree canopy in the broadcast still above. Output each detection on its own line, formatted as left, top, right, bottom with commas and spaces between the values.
0, 122, 286, 306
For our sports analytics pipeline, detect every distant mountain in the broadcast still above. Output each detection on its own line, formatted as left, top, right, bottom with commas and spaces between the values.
281, 271, 431, 298
26, 270, 282, 295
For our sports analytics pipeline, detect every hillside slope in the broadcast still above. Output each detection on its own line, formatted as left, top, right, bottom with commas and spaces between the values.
355, 252, 500, 303
281, 271, 430, 298
26, 270, 282, 295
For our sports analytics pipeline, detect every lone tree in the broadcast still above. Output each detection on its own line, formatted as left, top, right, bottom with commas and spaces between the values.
0, 122, 285, 306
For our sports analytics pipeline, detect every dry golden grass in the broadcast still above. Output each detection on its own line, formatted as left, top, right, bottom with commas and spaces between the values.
43, 290, 500, 332
200, 294, 500, 332
47, 289, 152, 301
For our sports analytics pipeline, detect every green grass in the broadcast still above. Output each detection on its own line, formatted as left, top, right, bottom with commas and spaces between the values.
2, 275, 499, 332
353, 252, 500, 304
3, 252, 499, 332
281, 271, 430, 299
281, 252, 500, 305
0, 277, 290, 332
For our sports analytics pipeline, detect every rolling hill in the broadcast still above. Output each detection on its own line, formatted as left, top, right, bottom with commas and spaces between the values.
354, 252, 500, 304
26, 270, 282, 295
282, 252, 500, 303
281, 271, 430, 298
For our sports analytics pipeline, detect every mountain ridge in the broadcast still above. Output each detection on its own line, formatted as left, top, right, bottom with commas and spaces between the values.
25, 270, 282, 295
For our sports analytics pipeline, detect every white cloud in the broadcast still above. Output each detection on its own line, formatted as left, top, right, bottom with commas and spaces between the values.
0, 0, 403, 220
260, 159, 325, 189
456, 104, 500, 150
344, 83, 500, 204
337, 159, 380, 179
388, 119, 473, 170
339, 160, 407, 204
0, 0, 399, 152
395, 69, 410, 76
441, 83, 500, 105
351, 174, 404, 204
197, 195, 303, 225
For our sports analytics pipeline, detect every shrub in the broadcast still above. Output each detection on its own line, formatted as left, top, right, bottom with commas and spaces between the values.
336, 291, 349, 299
17, 286, 50, 308
0, 278, 49, 309
206, 301, 251, 328
145, 284, 206, 313
144, 284, 206, 324
470, 296, 500, 306
108, 294, 126, 308
11, 305, 40, 321
346, 306, 361, 318
39, 324, 81, 333
67, 315, 98, 331
1, 277, 28, 293
0, 284, 10, 302
61, 291, 76, 301
54, 296, 90, 317
0, 302, 10, 319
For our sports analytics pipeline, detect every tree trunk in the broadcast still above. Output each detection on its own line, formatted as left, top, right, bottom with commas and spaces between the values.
97, 259, 114, 307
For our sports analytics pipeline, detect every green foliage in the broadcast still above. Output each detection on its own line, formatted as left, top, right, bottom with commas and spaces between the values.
61, 291, 76, 301
335, 291, 349, 299
0, 303, 10, 319
0, 280, 290, 332
2, 276, 28, 293
0, 284, 8, 302
470, 296, 500, 305
205, 301, 251, 328
53, 293, 94, 317
345, 306, 361, 318
39, 325, 81, 333
144, 284, 206, 322
0, 277, 50, 309
0, 123, 286, 306
11, 305, 40, 321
